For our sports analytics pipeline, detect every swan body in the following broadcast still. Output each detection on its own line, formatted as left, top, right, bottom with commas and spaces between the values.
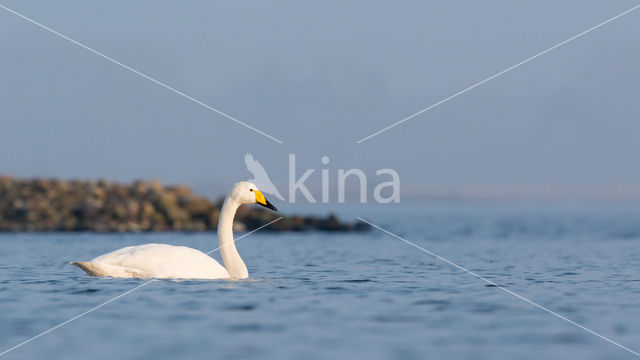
72, 182, 277, 280
72, 244, 229, 279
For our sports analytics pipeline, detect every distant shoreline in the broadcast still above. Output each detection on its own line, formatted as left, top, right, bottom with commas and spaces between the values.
0, 176, 369, 233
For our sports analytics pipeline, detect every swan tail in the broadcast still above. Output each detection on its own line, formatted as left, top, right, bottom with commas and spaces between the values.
71, 261, 103, 276
71, 261, 147, 278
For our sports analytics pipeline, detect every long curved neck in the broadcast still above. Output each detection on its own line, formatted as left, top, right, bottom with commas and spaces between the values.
217, 197, 248, 278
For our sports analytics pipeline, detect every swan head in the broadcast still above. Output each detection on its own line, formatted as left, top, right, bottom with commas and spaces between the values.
231, 181, 278, 211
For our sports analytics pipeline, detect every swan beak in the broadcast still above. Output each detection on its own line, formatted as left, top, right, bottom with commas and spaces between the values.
255, 190, 278, 211
262, 199, 278, 211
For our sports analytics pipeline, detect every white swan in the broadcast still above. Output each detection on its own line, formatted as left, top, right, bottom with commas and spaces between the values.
71, 182, 277, 280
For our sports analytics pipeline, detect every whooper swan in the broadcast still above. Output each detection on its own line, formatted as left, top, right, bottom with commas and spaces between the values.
71, 182, 277, 279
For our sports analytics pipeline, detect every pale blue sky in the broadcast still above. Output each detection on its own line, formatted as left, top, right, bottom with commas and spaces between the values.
1, 1, 639, 199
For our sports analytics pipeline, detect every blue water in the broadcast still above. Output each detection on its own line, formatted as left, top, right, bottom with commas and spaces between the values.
1, 201, 640, 359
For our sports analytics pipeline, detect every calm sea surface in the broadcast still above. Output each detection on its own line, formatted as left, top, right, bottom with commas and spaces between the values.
1, 201, 640, 360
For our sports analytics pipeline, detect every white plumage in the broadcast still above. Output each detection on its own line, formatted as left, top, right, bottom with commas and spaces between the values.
71, 182, 277, 280
72, 244, 228, 279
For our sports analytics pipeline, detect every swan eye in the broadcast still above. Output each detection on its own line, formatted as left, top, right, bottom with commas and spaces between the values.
249, 189, 253, 192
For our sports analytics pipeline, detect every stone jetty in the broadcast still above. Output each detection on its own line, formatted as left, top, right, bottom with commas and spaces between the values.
0, 176, 369, 233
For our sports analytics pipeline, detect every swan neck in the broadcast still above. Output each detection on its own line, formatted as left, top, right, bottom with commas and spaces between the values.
217, 197, 248, 278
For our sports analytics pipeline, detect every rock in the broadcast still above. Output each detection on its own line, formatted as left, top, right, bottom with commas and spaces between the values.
0, 176, 370, 233
233, 222, 247, 232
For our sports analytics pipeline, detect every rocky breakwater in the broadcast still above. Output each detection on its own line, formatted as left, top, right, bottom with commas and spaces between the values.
0, 176, 369, 233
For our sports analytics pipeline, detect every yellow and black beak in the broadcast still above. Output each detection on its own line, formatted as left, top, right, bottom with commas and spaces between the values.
254, 190, 278, 211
